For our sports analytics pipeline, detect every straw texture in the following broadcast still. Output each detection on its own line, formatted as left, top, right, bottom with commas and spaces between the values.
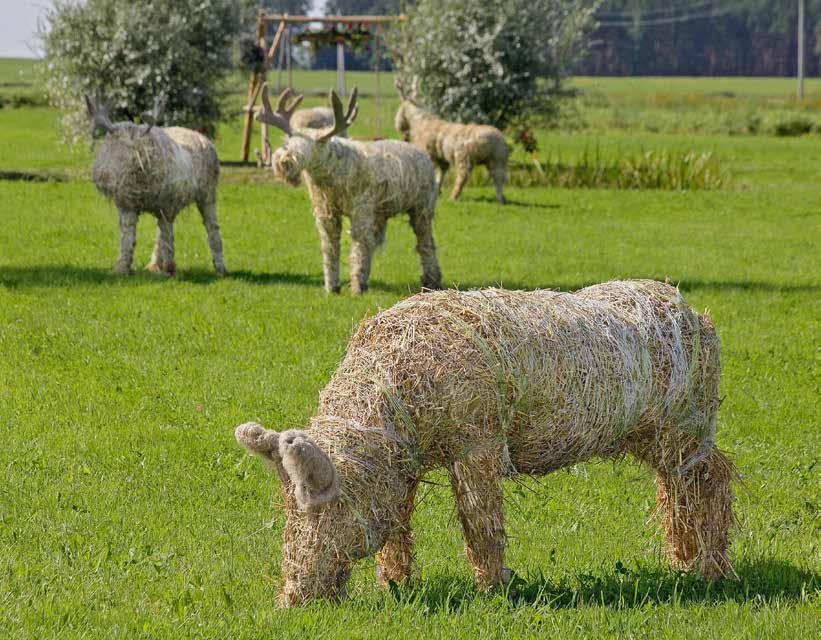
237, 280, 736, 606
395, 100, 511, 203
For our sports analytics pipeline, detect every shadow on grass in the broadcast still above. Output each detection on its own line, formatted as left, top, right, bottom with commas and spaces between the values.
1, 266, 817, 296
389, 559, 818, 613
457, 195, 561, 209
0, 265, 413, 295
0, 170, 68, 182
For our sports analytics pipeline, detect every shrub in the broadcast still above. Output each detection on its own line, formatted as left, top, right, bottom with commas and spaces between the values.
773, 117, 814, 137
468, 149, 730, 191
386, 0, 598, 131
40, 0, 240, 143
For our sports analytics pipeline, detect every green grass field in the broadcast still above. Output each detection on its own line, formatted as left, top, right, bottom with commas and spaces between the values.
0, 61, 818, 638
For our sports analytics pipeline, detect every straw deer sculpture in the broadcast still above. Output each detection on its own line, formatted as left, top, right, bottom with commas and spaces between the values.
394, 96, 511, 204
256, 84, 442, 295
236, 280, 737, 606
85, 90, 226, 277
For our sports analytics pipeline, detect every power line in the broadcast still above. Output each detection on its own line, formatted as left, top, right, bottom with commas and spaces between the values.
595, 1, 715, 20
596, 3, 749, 28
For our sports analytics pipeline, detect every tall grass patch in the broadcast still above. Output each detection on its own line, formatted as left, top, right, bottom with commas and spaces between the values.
472, 149, 729, 190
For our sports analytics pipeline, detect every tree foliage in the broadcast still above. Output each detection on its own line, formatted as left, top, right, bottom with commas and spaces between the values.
386, 0, 598, 130
588, 0, 821, 76
40, 0, 240, 143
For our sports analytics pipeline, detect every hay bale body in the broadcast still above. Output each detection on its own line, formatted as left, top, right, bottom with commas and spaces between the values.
271, 134, 442, 294
395, 101, 511, 203
237, 280, 736, 606
91, 123, 225, 276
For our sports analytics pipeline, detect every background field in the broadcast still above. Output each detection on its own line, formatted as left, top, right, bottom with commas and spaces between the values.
0, 60, 818, 638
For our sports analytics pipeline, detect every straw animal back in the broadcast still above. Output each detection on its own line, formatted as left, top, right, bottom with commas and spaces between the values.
319, 280, 719, 473
291, 107, 345, 136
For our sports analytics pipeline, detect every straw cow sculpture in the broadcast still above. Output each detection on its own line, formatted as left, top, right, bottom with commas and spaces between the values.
256, 84, 442, 295
85, 91, 226, 277
394, 100, 511, 204
236, 280, 736, 606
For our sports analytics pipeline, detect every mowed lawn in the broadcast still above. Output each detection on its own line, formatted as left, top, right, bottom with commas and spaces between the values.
0, 64, 819, 638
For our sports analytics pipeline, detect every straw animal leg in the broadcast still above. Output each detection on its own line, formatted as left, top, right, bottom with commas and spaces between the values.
197, 197, 226, 275
147, 214, 176, 277
434, 161, 449, 196
114, 208, 138, 275
450, 157, 473, 201
376, 478, 419, 587
349, 209, 378, 295
409, 205, 442, 290
449, 450, 507, 589
315, 212, 342, 294
488, 161, 508, 205
653, 447, 736, 580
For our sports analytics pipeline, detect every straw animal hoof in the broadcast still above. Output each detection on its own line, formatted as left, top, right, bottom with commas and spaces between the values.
112, 265, 131, 276
147, 261, 175, 277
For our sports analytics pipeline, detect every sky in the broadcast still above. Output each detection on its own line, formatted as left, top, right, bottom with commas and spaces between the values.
0, 1, 328, 58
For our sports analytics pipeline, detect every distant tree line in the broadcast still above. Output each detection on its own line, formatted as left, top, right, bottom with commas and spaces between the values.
583, 0, 821, 76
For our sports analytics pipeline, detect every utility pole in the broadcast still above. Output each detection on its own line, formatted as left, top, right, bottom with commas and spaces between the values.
798, 0, 805, 99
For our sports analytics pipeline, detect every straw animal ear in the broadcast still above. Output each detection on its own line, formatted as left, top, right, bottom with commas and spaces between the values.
235, 422, 282, 466
278, 429, 340, 511
84, 88, 115, 139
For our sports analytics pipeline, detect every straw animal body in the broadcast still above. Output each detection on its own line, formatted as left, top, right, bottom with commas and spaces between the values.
291, 107, 345, 136
395, 101, 511, 204
236, 280, 736, 606
88, 99, 226, 277
257, 86, 442, 294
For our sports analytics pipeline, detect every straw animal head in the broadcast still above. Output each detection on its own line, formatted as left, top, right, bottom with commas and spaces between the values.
257, 84, 359, 186
84, 88, 116, 139
236, 418, 406, 606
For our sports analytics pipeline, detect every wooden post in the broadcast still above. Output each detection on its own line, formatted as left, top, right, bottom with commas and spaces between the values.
241, 18, 287, 163
337, 41, 346, 97
241, 12, 267, 163
374, 26, 381, 133
798, 0, 805, 100
287, 25, 293, 90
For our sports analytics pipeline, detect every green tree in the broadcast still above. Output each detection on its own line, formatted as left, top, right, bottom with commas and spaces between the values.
386, 0, 598, 130
40, 0, 240, 142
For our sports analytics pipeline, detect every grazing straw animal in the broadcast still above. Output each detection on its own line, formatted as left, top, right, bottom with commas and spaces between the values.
394, 99, 511, 204
85, 90, 226, 276
256, 84, 442, 295
236, 280, 737, 606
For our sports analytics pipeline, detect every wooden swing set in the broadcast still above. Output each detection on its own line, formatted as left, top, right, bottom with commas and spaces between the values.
240, 12, 405, 163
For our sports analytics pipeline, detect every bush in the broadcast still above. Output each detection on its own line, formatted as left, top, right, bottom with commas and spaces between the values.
386, 0, 598, 131
773, 117, 814, 137
468, 149, 730, 191
40, 0, 240, 142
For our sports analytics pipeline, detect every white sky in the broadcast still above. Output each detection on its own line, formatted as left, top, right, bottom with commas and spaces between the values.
0, 0, 328, 58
